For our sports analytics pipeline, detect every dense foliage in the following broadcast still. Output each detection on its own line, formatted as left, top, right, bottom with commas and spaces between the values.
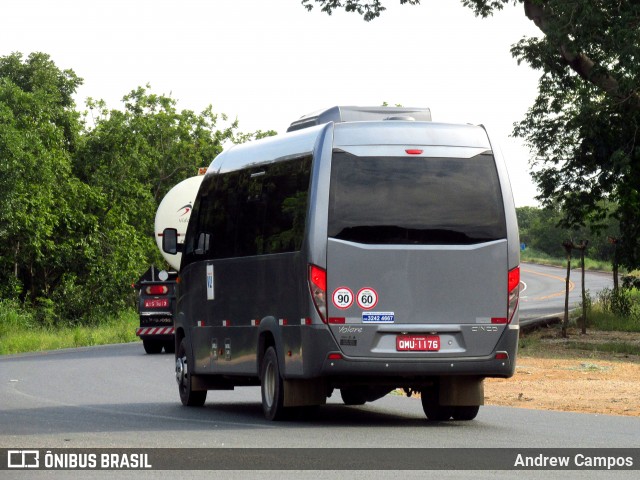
0, 52, 274, 324
302, 0, 640, 270
516, 205, 619, 263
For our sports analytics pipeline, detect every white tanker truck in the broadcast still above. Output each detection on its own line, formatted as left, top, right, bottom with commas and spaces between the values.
134, 174, 205, 354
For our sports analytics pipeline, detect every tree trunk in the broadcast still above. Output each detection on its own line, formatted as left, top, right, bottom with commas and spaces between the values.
581, 247, 587, 335
613, 241, 619, 292
14, 241, 20, 279
562, 241, 572, 339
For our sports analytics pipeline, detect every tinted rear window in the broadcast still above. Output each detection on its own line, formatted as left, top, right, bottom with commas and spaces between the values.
328, 151, 506, 245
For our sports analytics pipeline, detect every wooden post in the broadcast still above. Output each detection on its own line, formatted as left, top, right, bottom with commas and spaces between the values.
579, 241, 588, 335
608, 237, 620, 292
562, 240, 573, 339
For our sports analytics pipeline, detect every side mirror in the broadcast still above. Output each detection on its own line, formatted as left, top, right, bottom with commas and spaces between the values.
162, 228, 179, 254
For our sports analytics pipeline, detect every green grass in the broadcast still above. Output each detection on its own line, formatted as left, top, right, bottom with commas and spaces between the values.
517, 286, 640, 359
521, 248, 613, 271
586, 288, 640, 332
0, 301, 139, 355
587, 309, 640, 332
518, 333, 543, 352
566, 341, 640, 356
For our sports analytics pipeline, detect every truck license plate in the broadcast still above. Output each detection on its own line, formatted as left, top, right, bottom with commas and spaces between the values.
144, 298, 169, 308
396, 335, 440, 351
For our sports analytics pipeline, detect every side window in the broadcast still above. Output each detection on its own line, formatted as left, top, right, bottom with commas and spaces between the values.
261, 155, 312, 254
209, 170, 242, 259
234, 169, 265, 256
182, 175, 217, 267
195, 233, 210, 255
229, 155, 312, 257
187, 154, 313, 261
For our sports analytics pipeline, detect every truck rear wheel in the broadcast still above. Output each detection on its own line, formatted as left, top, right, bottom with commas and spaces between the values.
163, 340, 175, 354
142, 339, 162, 354
176, 337, 206, 407
260, 347, 286, 421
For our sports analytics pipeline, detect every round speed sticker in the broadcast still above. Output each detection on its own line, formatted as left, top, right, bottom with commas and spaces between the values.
332, 287, 354, 309
357, 287, 378, 310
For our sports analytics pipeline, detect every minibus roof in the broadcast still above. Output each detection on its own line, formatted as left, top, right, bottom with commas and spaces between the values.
287, 106, 432, 132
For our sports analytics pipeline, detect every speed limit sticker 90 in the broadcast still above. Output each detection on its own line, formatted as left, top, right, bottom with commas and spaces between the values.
357, 287, 378, 310
332, 287, 354, 309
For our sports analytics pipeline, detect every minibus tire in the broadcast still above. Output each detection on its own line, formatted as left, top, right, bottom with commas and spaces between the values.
261, 347, 286, 420
340, 388, 366, 406
452, 405, 480, 421
420, 390, 453, 421
176, 337, 207, 407
422, 404, 454, 421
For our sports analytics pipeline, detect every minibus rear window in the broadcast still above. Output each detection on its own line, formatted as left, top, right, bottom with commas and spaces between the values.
328, 151, 506, 245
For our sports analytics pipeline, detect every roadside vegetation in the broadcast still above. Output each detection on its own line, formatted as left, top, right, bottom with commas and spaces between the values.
519, 326, 640, 360
519, 286, 640, 359
517, 206, 621, 272
0, 52, 274, 332
0, 299, 138, 355
587, 287, 640, 332
520, 247, 613, 272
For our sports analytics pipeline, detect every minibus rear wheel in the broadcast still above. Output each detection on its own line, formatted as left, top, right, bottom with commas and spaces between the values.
452, 405, 480, 421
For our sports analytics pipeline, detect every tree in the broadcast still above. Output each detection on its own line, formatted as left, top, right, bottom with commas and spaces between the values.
71, 86, 275, 320
0, 52, 85, 318
517, 205, 619, 262
1, 53, 276, 324
511, 1, 640, 271
301, 1, 640, 270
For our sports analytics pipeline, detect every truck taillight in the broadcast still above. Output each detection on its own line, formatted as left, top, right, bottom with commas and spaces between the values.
507, 266, 520, 323
146, 285, 169, 295
308, 264, 327, 323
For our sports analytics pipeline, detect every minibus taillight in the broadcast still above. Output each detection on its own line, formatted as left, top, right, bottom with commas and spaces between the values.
308, 264, 327, 323
507, 266, 520, 323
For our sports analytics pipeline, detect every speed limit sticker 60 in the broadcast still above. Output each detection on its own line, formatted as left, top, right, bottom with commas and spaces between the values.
332, 287, 354, 309
357, 288, 378, 310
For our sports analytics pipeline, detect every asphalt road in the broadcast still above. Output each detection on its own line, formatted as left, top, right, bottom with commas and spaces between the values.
3, 341, 636, 448
1, 341, 639, 478
519, 263, 614, 324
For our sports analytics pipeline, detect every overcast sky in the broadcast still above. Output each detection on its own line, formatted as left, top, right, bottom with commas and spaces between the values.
2, 0, 543, 206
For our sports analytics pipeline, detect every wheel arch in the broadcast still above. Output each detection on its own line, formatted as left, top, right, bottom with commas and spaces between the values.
257, 317, 285, 374
174, 326, 186, 355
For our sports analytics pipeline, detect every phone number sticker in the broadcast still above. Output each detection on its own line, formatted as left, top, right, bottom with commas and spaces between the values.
362, 312, 395, 323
